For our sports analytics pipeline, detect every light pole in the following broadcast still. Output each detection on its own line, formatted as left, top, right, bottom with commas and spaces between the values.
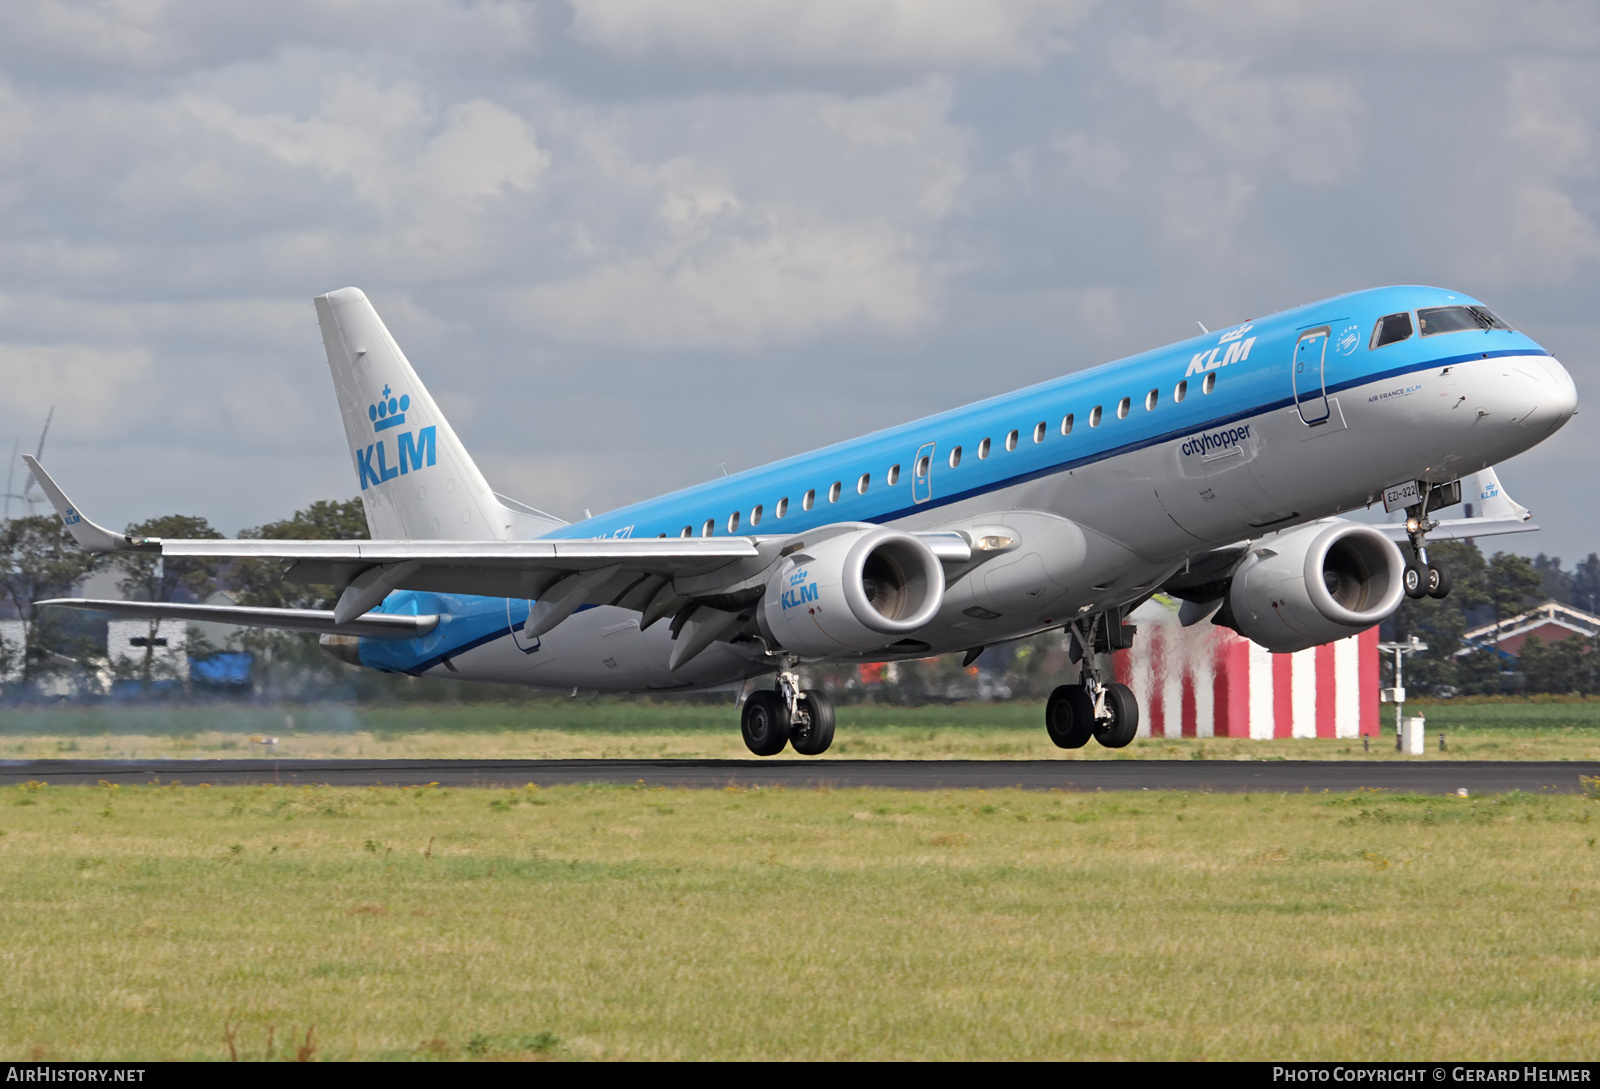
1377, 635, 1428, 751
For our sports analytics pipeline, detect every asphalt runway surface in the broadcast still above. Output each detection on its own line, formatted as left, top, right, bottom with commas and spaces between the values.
2, 758, 1596, 794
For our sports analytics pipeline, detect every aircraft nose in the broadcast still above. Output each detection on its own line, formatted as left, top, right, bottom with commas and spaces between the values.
1516, 356, 1578, 437
1482, 354, 1577, 440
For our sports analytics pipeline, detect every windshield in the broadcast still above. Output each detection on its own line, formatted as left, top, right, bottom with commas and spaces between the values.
1417, 305, 1511, 336
1369, 311, 1413, 349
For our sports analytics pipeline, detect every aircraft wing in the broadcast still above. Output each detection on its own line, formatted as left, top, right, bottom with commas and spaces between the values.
26, 456, 972, 642
1371, 467, 1538, 542
1372, 517, 1538, 543
34, 598, 438, 640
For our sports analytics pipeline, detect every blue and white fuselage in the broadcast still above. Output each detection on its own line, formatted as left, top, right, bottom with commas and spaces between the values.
345, 284, 1572, 690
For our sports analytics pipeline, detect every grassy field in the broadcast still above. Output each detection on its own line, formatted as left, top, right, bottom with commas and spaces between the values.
2, 781, 1598, 1060
4, 698, 1600, 761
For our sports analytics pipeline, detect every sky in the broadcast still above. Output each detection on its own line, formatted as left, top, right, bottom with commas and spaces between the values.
1, 1, 1598, 563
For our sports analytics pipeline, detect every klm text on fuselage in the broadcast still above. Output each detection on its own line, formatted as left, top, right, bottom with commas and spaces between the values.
357, 425, 437, 489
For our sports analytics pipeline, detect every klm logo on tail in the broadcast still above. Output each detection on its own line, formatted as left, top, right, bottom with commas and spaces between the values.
357, 385, 436, 490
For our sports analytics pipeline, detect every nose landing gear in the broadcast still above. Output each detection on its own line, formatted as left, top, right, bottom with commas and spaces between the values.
1045, 613, 1140, 750
739, 664, 836, 757
1402, 490, 1453, 601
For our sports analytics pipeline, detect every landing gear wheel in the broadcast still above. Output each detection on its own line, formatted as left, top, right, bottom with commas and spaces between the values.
790, 690, 836, 755
740, 690, 791, 756
1403, 558, 1428, 600
1426, 564, 1452, 600
1093, 682, 1140, 749
1045, 684, 1095, 749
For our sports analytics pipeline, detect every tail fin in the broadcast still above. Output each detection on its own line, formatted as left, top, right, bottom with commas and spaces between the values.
315, 288, 564, 541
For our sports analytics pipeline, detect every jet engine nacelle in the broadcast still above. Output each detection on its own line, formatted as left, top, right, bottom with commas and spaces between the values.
760, 527, 944, 657
1227, 520, 1406, 653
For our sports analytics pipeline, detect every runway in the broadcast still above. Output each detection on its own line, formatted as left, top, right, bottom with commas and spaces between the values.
2, 758, 1596, 794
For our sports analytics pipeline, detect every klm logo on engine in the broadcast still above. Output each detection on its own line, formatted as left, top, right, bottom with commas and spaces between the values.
782, 569, 819, 611
356, 385, 436, 490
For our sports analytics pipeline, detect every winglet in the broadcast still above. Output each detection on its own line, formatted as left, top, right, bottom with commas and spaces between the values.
20, 456, 158, 553
1470, 467, 1532, 524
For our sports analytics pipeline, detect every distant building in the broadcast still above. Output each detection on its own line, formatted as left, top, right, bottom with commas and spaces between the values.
1460, 601, 1600, 658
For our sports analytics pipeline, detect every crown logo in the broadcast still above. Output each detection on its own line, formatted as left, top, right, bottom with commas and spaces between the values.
369, 385, 410, 432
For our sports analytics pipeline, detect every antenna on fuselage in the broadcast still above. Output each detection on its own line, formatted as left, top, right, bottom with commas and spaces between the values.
1195, 321, 1209, 335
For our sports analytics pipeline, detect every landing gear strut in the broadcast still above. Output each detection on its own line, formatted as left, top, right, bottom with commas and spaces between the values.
1045, 613, 1140, 749
740, 663, 835, 757
1402, 490, 1452, 601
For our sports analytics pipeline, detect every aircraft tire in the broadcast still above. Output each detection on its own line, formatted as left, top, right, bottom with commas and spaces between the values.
790, 690, 836, 755
1045, 684, 1094, 749
741, 691, 791, 756
1094, 683, 1140, 749
1426, 564, 1452, 599
1403, 559, 1428, 599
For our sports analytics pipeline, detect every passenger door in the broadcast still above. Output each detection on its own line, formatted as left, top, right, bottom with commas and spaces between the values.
1293, 326, 1331, 425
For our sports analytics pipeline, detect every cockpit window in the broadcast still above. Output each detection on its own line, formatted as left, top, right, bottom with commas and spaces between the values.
1369, 312, 1413, 349
1418, 305, 1511, 337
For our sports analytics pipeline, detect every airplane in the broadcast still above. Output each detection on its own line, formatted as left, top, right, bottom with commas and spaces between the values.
28, 284, 1576, 755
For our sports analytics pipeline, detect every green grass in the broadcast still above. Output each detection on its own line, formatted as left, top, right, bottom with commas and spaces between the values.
1410, 695, 1600, 731
5, 699, 1600, 761
2, 782, 1598, 1060
8, 694, 1600, 739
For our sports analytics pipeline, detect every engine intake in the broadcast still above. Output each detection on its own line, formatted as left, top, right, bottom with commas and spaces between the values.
760, 527, 944, 656
1226, 520, 1405, 653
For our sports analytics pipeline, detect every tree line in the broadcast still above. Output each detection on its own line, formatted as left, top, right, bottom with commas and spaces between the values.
0, 500, 372, 700
1383, 541, 1600, 695
3, 505, 1594, 702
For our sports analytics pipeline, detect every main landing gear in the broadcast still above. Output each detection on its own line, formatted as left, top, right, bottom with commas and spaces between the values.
1401, 487, 1453, 601
740, 666, 836, 756
1045, 613, 1140, 749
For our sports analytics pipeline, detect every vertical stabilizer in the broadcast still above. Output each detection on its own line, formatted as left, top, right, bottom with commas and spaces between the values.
315, 288, 535, 541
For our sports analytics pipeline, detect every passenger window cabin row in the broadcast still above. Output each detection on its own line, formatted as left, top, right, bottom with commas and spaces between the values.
666, 374, 1219, 538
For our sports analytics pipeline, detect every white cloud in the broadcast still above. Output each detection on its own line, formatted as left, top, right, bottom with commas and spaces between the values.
0, 83, 32, 163
420, 100, 551, 204
0, 1, 537, 74
17, 0, 175, 67
1507, 63, 1598, 178
1508, 184, 1600, 283
567, 0, 1089, 69
185, 78, 548, 211
504, 82, 965, 349
0, 343, 152, 431
1110, 37, 1363, 185
1163, 0, 1600, 55
516, 215, 927, 350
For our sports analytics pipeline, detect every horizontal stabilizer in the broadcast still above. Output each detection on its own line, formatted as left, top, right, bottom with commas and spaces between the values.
36, 599, 438, 640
